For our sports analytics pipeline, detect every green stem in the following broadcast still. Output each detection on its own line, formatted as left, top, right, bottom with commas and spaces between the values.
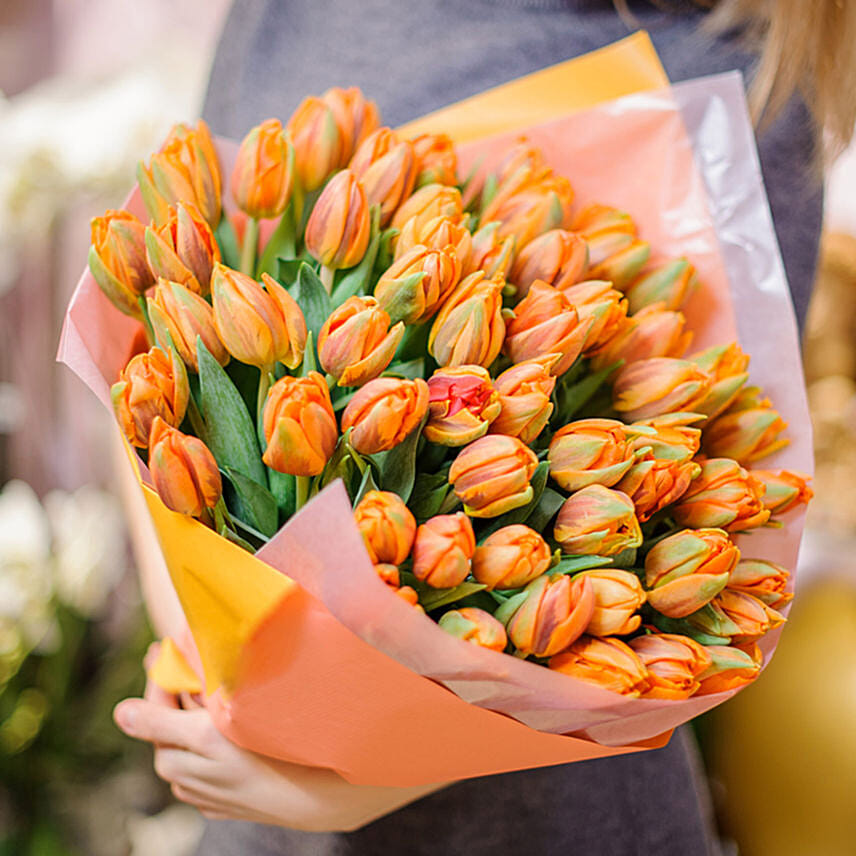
256, 365, 275, 448
187, 396, 206, 438
137, 296, 155, 345
320, 265, 335, 294
255, 205, 297, 277
295, 475, 310, 511
240, 217, 260, 276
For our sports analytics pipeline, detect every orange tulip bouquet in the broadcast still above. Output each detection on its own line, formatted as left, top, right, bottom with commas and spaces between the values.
60, 40, 814, 785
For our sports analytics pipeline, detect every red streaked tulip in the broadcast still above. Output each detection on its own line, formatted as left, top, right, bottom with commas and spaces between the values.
424, 365, 501, 446
412, 512, 475, 588
728, 558, 793, 609
615, 456, 701, 523
578, 568, 646, 636
262, 373, 338, 476
353, 490, 416, 565
695, 644, 761, 694
625, 258, 698, 313
471, 524, 551, 590
489, 357, 557, 444
549, 635, 650, 696
286, 96, 343, 191
230, 118, 294, 220
750, 469, 813, 516
548, 418, 636, 492
439, 607, 507, 652
510, 229, 588, 298
629, 633, 713, 699
553, 485, 642, 556
340, 376, 429, 454
612, 357, 711, 422
448, 434, 539, 518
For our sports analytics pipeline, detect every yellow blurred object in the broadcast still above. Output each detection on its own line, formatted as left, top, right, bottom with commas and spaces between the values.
147, 638, 202, 695
708, 581, 856, 856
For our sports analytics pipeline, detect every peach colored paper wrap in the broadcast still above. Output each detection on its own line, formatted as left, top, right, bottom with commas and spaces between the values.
58, 60, 811, 784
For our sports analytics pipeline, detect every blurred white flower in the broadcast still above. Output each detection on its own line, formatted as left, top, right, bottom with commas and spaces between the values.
128, 804, 204, 856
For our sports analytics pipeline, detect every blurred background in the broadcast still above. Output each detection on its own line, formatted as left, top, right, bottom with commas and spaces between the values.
1, 1, 855, 854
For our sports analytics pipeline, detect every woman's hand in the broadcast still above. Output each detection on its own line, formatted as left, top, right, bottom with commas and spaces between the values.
113, 647, 445, 832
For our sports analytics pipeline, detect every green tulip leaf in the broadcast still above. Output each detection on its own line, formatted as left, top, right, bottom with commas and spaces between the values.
267, 469, 296, 519
419, 581, 487, 612
353, 464, 380, 506
374, 411, 429, 502
383, 357, 426, 380
552, 555, 613, 576
478, 461, 550, 539
293, 262, 332, 342
214, 216, 241, 270
409, 470, 452, 521
553, 359, 623, 425
224, 467, 279, 537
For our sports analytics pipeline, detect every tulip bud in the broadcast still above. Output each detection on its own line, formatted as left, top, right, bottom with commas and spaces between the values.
589, 304, 692, 371
149, 417, 222, 517
286, 96, 343, 191
703, 404, 789, 465
111, 345, 189, 447
712, 589, 785, 643
487, 358, 557, 445
322, 86, 380, 165
554, 485, 642, 556
145, 203, 220, 297
472, 524, 551, 590
412, 133, 458, 186
587, 240, 651, 291
503, 281, 592, 376
140, 120, 222, 226
612, 357, 711, 422
358, 138, 418, 227
375, 245, 461, 325
439, 607, 507, 652
262, 373, 338, 476
448, 434, 539, 518
394, 214, 472, 265
423, 365, 500, 446
464, 221, 515, 279
629, 633, 712, 699
428, 272, 506, 369
548, 418, 636, 492
412, 512, 475, 588
750, 469, 813, 516
374, 563, 400, 588
390, 183, 463, 233
615, 456, 701, 523
625, 258, 698, 313
673, 458, 770, 532
340, 376, 429, 455
549, 635, 650, 696
578, 568, 646, 636
510, 229, 588, 298
728, 558, 792, 609
396, 585, 424, 610
317, 296, 405, 386
304, 169, 371, 270
561, 280, 628, 353
572, 203, 636, 249
211, 266, 307, 369
147, 279, 229, 372
695, 644, 761, 694
230, 119, 295, 220
89, 210, 155, 318
502, 573, 594, 658
644, 527, 738, 618
353, 490, 416, 565
688, 343, 750, 420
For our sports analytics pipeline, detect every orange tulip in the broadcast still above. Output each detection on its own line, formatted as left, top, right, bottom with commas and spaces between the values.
553, 485, 642, 556
286, 96, 343, 191
645, 527, 738, 618
625, 258, 698, 313
728, 558, 793, 609
750, 469, 813, 516
673, 458, 770, 532
147, 279, 229, 372
394, 213, 473, 265
486, 176, 574, 250
629, 633, 713, 699
230, 119, 294, 220
411, 512, 475, 588
561, 280, 628, 353
424, 365, 500, 446
262, 372, 338, 476
548, 418, 636, 492
317, 296, 404, 387
353, 490, 416, 565
390, 183, 462, 233
471, 524, 551, 590
322, 86, 380, 165
712, 589, 785, 643
396, 585, 423, 609
615, 455, 701, 523
688, 343, 750, 420
589, 303, 692, 371
549, 635, 650, 696
695, 644, 761, 694
145, 202, 220, 296
304, 169, 371, 270
502, 573, 594, 658
489, 358, 557, 444
374, 562, 400, 588
578, 568, 646, 636
428, 271, 506, 369
111, 345, 189, 448
572, 203, 636, 249
89, 209, 155, 318
340, 377, 429, 454
464, 221, 515, 279
612, 357, 711, 422
626, 412, 702, 463
588, 239, 651, 290
138, 120, 221, 226
510, 229, 588, 298
411, 133, 458, 186
439, 608, 507, 652
149, 416, 222, 517
572, 204, 648, 289
503, 280, 592, 375
448, 434, 539, 518
349, 128, 417, 224
703, 404, 789, 465
374, 244, 461, 325
211, 266, 307, 369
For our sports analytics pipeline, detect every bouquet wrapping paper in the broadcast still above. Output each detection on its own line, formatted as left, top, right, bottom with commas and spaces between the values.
58, 37, 811, 786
